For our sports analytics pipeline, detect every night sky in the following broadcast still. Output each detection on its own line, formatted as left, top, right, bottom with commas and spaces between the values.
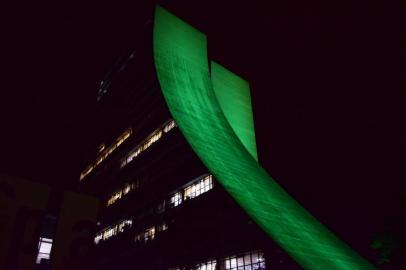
3, 0, 405, 264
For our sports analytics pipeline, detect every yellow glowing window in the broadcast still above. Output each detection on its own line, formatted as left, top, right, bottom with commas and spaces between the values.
107, 182, 138, 207
94, 219, 132, 244
80, 128, 132, 181
120, 119, 176, 168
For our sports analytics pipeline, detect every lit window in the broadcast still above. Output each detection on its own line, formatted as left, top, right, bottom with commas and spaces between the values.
98, 143, 105, 153
107, 182, 138, 206
184, 175, 213, 200
168, 175, 213, 209
118, 220, 132, 232
164, 120, 176, 133
135, 226, 155, 243
80, 128, 132, 181
145, 227, 155, 241
36, 238, 53, 264
169, 251, 264, 270
120, 119, 176, 168
157, 222, 168, 232
94, 234, 102, 244
223, 251, 265, 270
94, 219, 132, 244
123, 184, 131, 194
121, 131, 162, 167
134, 222, 168, 243
196, 259, 217, 270
170, 192, 182, 207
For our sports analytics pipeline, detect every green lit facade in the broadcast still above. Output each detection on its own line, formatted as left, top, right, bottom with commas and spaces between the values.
153, 6, 375, 270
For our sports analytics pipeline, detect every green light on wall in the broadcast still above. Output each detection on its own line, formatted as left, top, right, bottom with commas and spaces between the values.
153, 6, 375, 270
211, 61, 258, 161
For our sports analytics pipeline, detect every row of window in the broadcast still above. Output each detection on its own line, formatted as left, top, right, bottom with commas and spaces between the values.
134, 222, 168, 243
105, 174, 213, 215
170, 175, 213, 208
95, 220, 168, 245
196, 259, 217, 270
223, 251, 265, 270
107, 181, 139, 207
80, 128, 132, 181
94, 219, 132, 244
120, 119, 176, 168
170, 250, 265, 270
80, 119, 176, 181
96, 174, 213, 244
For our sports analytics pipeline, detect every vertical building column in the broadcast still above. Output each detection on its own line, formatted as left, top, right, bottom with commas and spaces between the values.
0, 175, 50, 270
51, 191, 98, 270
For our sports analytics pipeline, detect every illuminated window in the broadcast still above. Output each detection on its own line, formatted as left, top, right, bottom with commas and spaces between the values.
122, 131, 162, 167
134, 222, 168, 243
36, 238, 53, 264
98, 143, 105, 153
184, 175, 213, 200
80, 128, 132, 181
164, 119, 176, 133
196, 259, 217, 270
107, 182, 138, 206
135, 226, 155, 243
120, 119, 176, 168
223, 251, 265, 270
169, 251, 263, 270
94, 234, 102, 245
94, 219, 132, 244
145, 227, 155, 241
170, 192, 182, 207
157, 222, 168, 232
169, 174, 213, 208
107, 191, 122, 206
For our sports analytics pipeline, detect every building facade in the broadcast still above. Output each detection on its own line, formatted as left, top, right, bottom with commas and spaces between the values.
76, 7, 294, 270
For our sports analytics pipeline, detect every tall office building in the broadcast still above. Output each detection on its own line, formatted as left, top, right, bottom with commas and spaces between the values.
77, 7, 285, 270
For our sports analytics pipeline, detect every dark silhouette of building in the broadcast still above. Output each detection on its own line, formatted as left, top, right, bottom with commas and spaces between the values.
76, 11, 293, 270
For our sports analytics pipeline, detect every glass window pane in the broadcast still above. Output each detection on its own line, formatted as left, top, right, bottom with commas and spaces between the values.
244, 254, 252, 265
39, 243, 52, 253
237, 256, 244, 267
224, 258, 231, 270
230, 257, 237, 269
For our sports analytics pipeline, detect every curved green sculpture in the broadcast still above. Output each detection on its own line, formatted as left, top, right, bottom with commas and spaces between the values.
211, 61, 258, 161
153, 6, 375, 270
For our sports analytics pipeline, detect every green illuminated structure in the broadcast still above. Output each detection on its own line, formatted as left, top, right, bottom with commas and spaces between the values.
211, 61, 258, 161
153, 6, 375, 270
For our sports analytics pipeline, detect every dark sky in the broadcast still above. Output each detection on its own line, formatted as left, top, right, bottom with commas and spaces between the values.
2, 0, 406, 261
